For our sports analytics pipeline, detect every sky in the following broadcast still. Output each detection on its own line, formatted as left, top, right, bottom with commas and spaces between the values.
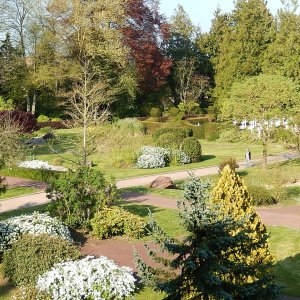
160, 0, 292, 32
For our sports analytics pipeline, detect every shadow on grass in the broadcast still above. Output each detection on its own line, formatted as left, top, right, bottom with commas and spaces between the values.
201, 154, 216, 161
237, 170, 249, 177
117, 201, 164, 218
275, 253, 300, 297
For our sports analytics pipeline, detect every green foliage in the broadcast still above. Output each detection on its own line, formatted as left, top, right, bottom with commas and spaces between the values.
188, 125, 205, 139
178, 101, 199, 115
152, 127, 191, 143
0, 167, 59, 182
91, 206, 147, 239
3, 234, 80, 286
34, 126, 53, 136
169, 107, 180, 117
156, 133, 177, 149
136, 173, 278, 299
37, 115, 50, 122
180, 137, 202, 162
186, 117, 209, 125
218, 127, 257, 143
0, 96, 14, 110
211, 166, 278, 298
47, 167, 119, 229
219, 157, 239, 173
175, 111, 185, 121
114, 118, 145, 135
204, 122, 220, 141
206, 105, 216, 114
142, 121, 163, 134
150, 108, 162, 118
12, 286, 51, 300
248, 185, 277, 206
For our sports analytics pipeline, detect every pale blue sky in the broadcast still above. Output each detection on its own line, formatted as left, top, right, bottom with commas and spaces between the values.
160, 0, 294, 32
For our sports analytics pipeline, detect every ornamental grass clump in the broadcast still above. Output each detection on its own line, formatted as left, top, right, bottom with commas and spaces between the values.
37, 256, 136, 300
0, 212, 72, 256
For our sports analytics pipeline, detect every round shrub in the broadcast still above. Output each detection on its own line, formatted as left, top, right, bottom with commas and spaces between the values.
170, 149, 191, 165
150, 107, 162, 118
156, 133, 177, 149
37, 115, 50, 122
136, 146, 170, 169
153, 127, 192, 142
248, 185, 278, 206
219, 157, 239, 174
91, 206, 147, 239
169, 107, 180, 117
0, 212, 72, 256
181, 137, 202, 162
3, 234, 81, 286
204, 122, 220, 141
47, 167, 119, 229
37, 256, 136, 300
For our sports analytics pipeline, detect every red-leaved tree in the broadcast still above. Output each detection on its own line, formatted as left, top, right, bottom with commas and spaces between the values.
122, 0, 172, 92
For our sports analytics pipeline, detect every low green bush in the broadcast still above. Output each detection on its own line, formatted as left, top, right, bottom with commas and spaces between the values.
169, 107, 180, 117
248, 185, 278, 206
156, 133, 177, 149
142, 121, 163, 134
180, 137, 202, 162
204, 122, 220, 141
186, 117, 209, 125
12, 285, 51, 300
37, 115, 50, 122
176, 111, 186, 120
219, 157, 239, 173
3, 234, 80, 286
150, 107, 162, 118
47, 167, 119, 229
51, 117, 62, 122
206, 106, 216, 114
91, 206, 147, 239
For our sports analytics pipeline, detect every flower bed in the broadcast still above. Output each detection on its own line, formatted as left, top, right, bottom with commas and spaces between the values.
0, 212, 72, 254
37, 256, 136, 300
19, 160, 67, 171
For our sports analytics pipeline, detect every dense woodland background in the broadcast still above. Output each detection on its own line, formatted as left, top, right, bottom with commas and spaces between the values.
0, 0, 299, 118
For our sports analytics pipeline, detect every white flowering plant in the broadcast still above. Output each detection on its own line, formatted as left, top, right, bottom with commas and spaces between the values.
37, 256, 136, 300
0, 212, 72, 255
136, 146, 190, 169
19, 160, 67, 171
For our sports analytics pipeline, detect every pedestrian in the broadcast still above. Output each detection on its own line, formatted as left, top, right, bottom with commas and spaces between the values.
245, 149, 251, 167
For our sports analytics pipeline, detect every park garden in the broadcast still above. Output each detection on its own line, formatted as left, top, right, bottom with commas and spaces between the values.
1, 0, 300, 299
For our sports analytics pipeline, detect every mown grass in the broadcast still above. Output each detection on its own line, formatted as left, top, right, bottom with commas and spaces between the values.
0, 187, 38, 200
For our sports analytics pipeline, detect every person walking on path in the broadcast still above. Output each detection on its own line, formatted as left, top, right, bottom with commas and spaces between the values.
245, 149, 252, 167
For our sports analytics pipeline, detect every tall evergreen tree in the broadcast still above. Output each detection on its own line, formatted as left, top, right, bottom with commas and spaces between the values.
211, 166, 278, 299
263, 0, 300, 84
136, 173, 278, 299
213, 0, 275, 99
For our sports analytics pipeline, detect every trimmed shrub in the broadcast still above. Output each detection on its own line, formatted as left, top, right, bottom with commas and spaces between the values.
0, 212, 72, 256
37, 115, 50, 122
156, 133, 177, 149
180, 137, 202, 162
136, 146, 170, 169
142, 121, 163, 134
0, 110, 36, 133
3, 234, 80, 286
207, 106, 216, 114
150, 107, 162, 118
170, 149, 191, 165
248, 185, 278, 206
91, 206, 146, 239
47, 167, 119, 229
169, 107, 180, 117
219, 157, 239, 174
204, 122, 220, 141
189, 125, 205, 139
37, 256, 136, 300
153, 127, 192, 142
186, 117, 209, 126
176, 111, 186, 120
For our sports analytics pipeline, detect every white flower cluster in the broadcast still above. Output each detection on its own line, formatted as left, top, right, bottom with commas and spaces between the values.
37, 256, 136, 300
19, 160, 67, 171
136, 146, 190, 169
136, 146, 170, 168
0, 212, 72, 254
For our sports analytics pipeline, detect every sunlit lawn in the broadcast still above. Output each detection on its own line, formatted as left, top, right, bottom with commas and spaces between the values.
0, 187, 38, 200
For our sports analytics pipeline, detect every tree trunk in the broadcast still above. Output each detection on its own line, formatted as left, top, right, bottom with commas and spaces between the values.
297, 133, 300, 154
262, 142, 267, 169
31, 91, 37, 115
26, 94, 31, 112
82, 119, 87, 166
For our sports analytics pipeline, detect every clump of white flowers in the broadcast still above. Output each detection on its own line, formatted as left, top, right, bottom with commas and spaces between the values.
136, 146, 190, 169
19, 160, 67, 171
0, 212, 72, 254
37, 256, 136, 300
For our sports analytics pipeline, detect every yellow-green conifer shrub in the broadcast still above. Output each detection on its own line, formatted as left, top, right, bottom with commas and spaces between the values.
211, 165, 278, 299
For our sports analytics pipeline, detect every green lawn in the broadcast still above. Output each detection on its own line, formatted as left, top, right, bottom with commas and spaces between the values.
26, 127, 285, 179
0, 187, 38, 200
